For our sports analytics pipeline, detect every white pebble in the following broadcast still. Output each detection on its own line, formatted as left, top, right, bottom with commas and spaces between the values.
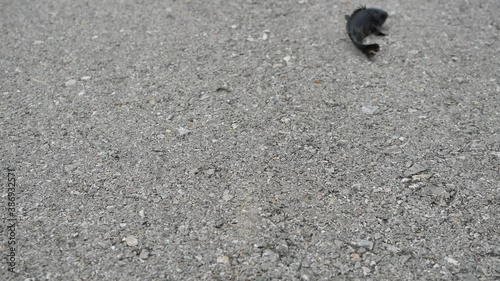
123, 235, 138, 247
65, 79, 77, 87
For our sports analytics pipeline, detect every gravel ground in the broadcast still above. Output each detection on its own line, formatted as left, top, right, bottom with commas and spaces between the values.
1, 0, 500, 280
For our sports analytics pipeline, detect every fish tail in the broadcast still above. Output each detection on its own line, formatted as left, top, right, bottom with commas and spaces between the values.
348, 33, 381, 57
353, 41, 380, 57
359, 43, 380, 57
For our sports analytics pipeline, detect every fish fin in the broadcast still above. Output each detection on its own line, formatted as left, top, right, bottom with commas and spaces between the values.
372, 27, 387, 36
349, 5, 367, 18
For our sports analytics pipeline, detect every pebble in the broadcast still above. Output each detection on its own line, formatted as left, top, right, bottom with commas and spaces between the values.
204, 168, 215, 176
421, 185, 449, 198
383, 145, 402, 155
385, 244, 400, 253
65, 79, 77, 87
189, 167, 199, 176
362, 266, 371, 275
325, 167, 335, 174
300, 271, 311, 281
403, 163, 428, 177
276, 243, 289, 255
444, 256, 459, 266
361, 105, 379, 115
457, 273, 478, 281
411, 174, 432, 182
217, 255, 229, 264
262, 30, 270, 40
139, 249, 150, 259
222, 190, 233, 201
64, 164, 77, 173
490, 151, 500, 158
262, 249, 279, 262
81, 76, 91, 81
351, 239, 374, 251
177, 127, 190, 136
123, 235, 138, 247
280, 117, 291, 123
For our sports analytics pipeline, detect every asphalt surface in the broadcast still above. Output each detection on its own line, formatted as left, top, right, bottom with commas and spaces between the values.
1, 0, 500, 280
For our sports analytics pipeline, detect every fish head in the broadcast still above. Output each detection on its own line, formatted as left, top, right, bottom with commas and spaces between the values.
370, 9, 388, 25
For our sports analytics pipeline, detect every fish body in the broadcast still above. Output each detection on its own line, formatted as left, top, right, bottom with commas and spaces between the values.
345, 6, 388, 57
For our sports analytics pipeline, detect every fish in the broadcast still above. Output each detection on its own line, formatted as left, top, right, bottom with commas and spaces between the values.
345, 6, 388, 57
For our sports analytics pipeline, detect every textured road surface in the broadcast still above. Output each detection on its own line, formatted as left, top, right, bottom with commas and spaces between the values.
1, 0, 500, 280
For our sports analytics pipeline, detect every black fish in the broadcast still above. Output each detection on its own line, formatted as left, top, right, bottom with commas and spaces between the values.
345, 6, 388, 57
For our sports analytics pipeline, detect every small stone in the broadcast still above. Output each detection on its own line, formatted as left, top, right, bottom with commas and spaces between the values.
385, 244, 400, 253
33, 40, 45, 45
383, 145, 402, 155
470, 140, 485, 150
411, 174, 432, 181
123, 235, 138, 247
276, 243, 288, 255
204, 168, 215, 176
444, 256, 459, 266
81, 76, 91, 81
65, 79, 77, 87
78, 90, 85, 96
177, 127, 190, 136
217, 255, 229, 264
350, 252, 360, 261
139, 249, 150, 259
189, 168, 200, 176
262, 30, 270, 40
64, 164, 77, 173
280, 117, 291, 123
361, 105, 379, 115
457, 273, 478, 281
362, 266, 371, 275
490, 151, 500, 158
222, 190, 233, 201
283, 55, 292, 64
325, 167, 335, 174
139, 209, 145, 218
422, 185, 449, 198
351, 239, 374, 251
403, 163, 428, 177
262, 249, 279, 262
408, 108, 418, 113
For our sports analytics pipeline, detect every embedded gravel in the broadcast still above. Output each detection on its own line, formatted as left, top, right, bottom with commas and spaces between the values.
1, 0, 499, 280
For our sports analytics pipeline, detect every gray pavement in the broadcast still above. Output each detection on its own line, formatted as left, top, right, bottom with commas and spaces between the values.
1, 0, 500, 280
